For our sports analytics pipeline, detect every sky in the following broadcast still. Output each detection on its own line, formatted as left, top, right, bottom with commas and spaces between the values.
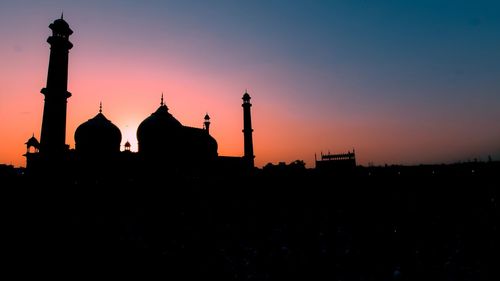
1, 0, 500, 168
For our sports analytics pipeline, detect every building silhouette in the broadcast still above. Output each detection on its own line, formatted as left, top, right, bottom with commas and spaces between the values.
24, 16, 255, 179
315, 150, 356, 174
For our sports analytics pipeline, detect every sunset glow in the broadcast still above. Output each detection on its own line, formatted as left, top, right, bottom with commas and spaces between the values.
1, 1, 500, 168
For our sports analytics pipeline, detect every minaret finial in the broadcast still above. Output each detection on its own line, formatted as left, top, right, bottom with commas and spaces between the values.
99, 102, 102, 113
160, 92, 164, 106
61, 11, 64, 19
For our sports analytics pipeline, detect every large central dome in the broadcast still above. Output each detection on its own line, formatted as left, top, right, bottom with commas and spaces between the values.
137, 103, 183, 156
137, 104, 182, 137
136, 98, 218, 167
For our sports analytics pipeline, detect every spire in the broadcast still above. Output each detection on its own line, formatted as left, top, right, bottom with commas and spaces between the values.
99, 102, 102, 113
61, 11, 64, 20
160, 93, 164, 106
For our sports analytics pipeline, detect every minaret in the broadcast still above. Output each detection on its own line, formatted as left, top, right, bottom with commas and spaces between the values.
39, 15, 73, 161
124, 141, 131, 152
204, 113, 211, 134
242, 90, 254, 168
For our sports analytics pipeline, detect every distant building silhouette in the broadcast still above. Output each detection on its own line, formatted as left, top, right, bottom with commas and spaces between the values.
315, 150, 356, 174
24, 16, 256, 178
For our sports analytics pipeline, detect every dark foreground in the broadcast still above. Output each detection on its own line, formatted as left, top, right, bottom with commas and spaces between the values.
1, 166, 499, 280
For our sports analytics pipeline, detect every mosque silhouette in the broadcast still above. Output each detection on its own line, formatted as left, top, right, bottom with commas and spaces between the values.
24, 16, 255, 180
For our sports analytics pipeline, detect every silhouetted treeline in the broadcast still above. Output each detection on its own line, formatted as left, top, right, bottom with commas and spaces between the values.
1, 162, 499, 280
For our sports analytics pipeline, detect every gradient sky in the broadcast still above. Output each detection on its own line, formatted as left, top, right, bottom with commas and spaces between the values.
1, 0, 500, 168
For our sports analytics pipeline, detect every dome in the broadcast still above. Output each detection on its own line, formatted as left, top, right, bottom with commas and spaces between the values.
242, 92, 251, 101
25, 134, 40, 149
137, 104, 183, 153
75, 112, 122, 154
49, 17, 73, 36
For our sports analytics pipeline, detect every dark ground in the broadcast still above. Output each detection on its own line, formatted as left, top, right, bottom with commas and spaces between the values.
1, 164, 498, 280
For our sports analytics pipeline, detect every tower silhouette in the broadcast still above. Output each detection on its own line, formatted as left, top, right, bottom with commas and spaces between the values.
204, 113, 211, 134
242, 91, 254, 168
39, 15, 73, 162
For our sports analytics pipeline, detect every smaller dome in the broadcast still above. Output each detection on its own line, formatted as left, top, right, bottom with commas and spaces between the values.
49, 16, 73, 36
242, 92, 251, 101
25, 134, 40, 149
75, 112, 122, 154
204, 113, 210, 120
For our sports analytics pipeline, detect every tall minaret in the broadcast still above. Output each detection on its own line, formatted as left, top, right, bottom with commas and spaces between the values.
242, 90, 254, 168
39, 15, 73, 161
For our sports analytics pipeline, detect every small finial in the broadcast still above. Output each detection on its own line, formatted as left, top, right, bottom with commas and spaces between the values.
99, 102, 102, 113
160, 92, 164, 106
61, 11, 64, 19
32, 133, 35, 137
